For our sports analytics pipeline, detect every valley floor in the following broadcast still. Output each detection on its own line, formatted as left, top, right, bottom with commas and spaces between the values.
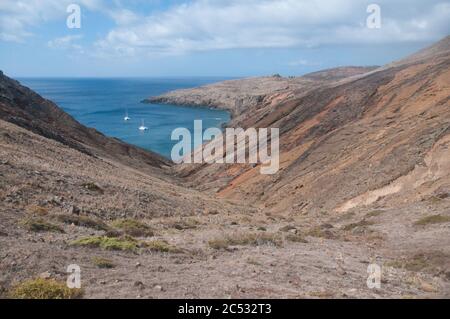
1, 119, 449, 298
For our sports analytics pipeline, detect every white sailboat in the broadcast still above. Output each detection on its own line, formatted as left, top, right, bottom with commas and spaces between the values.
124, 109, 131, 121
138, 119, 149, 131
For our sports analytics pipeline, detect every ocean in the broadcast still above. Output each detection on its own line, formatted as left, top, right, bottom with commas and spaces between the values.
17, 78, 231, 159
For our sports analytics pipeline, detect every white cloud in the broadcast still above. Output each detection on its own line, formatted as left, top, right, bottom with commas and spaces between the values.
0, 0, 146, 43
288, 59, 319, 67
48, 34, 84, 53
93, 0, 450, 57
0, 0, 103, 42
1, 0, 449, 58
108, 8, 140, 25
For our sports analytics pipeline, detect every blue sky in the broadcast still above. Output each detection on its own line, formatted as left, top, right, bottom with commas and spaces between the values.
1, 0, 449, 77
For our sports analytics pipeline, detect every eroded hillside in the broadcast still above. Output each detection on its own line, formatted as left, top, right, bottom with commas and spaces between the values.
158, 37, 450, 218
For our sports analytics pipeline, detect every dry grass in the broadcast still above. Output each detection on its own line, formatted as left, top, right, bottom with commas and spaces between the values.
26, 205, 49, 216
339, 211, 356, 221
305, 227, 336, 239
386, 251, 450, 273
167, 218, 200, 230
19, 217, 64, 233
71, 236, 139, 252
279, 225, 296, 232
9, 278, 83, 299
342, 219, 374, 231
110, 219, 154, 237
208, 238, 229, 250
309, 290, 335, 298
386, 255, 428, 272
285, 233, 308, 243
81, 182, 104, 194
246, 257, 262, 266
91, 257, 115, 269
427, 195, 444, 205
414, 215, 450, 226
208, 232, 282, 250
365, 210, 384, 218
143, 240, 182, 253
56, 214, 110, 231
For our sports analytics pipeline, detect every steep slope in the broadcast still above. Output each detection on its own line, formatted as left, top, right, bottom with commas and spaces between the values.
145, 39, 450, 298
153, 37, 450, 218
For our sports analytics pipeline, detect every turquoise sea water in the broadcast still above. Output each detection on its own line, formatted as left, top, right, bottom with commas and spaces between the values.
18, 78, 231, 158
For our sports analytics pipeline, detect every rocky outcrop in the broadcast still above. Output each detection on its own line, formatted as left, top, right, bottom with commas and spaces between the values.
144, 67, 376, 122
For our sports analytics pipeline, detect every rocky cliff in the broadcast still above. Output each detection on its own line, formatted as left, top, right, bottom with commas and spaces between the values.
145, 66, 377, 124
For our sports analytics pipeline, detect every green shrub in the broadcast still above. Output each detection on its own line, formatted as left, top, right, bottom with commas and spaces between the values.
285, 233, 308, 243
111, 219, 154, 237
305, 227, 336, 239
365, 210, 384, 218
56, 214, 110, 231
168, 218, 199, 230
9, 278, 83, 299
19, 218, 64, 233
81, 182, 104, 194
342, 219, 374, 231
209, 233, 282, 250
414, 215, 450, 226
91, 257, 115, 269
208, 238, 229, 250
143, 240, 182, 253
386, 255, 428, 272
71, 236, 138, 252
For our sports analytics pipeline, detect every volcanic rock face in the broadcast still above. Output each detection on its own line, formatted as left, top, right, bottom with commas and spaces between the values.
148, 39, 450, 298
151, 37, 450, 217
150, 37, 449, 298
